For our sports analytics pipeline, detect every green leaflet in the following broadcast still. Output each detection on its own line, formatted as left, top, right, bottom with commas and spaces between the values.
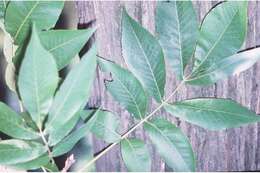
52, 122, 91, 157
87, 109, 121, 143
121, 138, 151, 172
39, 29, 95, 69
122, 9, 166, 103
13, 29, 94, 71
192, 1, 248, 75
45, 45, 97, 134
156, 1, 198, 80
48, 111, 81, 147
186, 48, 260, 85
0, 102, 39, 140
0, 139, 47, 165
8, 154, 49, 171
144, 118, 195, 172
5, 1, 64, 44
164, 98, 260, 130
99, 58, 148, 119
18, 25, 59, 127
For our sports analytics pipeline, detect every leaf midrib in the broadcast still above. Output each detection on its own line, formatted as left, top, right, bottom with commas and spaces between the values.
172, 103, 258, 120
174, 1, 184, 78
185, 57, 237, 82
47, 66, 82, 131
32, 44, 41, 125
48, 32, 87, 52
14, 1, 40, 41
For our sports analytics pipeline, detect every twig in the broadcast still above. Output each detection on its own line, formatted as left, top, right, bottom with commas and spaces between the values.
62, 154, 75, 172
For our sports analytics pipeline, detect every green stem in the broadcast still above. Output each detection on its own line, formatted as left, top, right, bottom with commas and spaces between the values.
38, 127, 55, 164
41, 166, 47, 173
79, 80, 186, 171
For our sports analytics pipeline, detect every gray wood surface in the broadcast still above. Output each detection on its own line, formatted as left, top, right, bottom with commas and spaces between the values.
75, 1, 260, 172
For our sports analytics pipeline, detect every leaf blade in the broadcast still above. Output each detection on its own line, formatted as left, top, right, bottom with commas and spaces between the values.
186, 48, 260, 85
5, 1, 64, 44
0, 139, 47, 165
122, 9, 166, 102
144, 118, 195, 171
156, 1, 198, 79
99, 58, 147, 119
121, 138, 151, 172
193, 1, 248, 74
40, 29, 95, 69
88, 110, 121, 143
164, 98, 260, 130
8, 154, 49, 171
45, 45, 97, 135
18, 24, 59, 127
0, 102, 39, 140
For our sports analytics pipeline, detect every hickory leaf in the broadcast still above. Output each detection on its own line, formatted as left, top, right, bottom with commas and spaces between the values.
45, 45, 97, 135
121, 138, 151, 172
164, 98, 260, 130
192, 1, 248, 75
99, 58, 148, 119
144, 118, 195, 172
122, 9, 166, 103
5, 1, 64, 45
186, 48, 260, 85
0, 139, 47, 165
156, 1, 198, 80
0, 102, 39, 140
18, 24, 59, 127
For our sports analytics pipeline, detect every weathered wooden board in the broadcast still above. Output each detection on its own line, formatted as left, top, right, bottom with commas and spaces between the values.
75, 1, 260, 172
